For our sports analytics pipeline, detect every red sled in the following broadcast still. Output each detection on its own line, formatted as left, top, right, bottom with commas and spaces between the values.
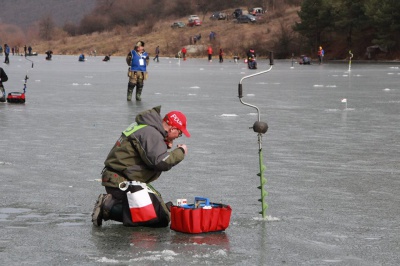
170, 197, 232, 234
7, 92, 26, 103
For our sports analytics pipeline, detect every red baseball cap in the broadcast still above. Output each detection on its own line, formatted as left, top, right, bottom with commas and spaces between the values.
164, 111, 190, 137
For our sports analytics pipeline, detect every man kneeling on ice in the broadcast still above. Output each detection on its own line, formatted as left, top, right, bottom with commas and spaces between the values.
91, 106, 190, 227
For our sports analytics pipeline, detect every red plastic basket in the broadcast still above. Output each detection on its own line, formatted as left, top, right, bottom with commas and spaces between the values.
170, 197, 232, 234
7, 92, 25, 103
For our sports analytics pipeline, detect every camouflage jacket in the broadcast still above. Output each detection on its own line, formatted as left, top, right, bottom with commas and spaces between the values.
102, 106, 185, 188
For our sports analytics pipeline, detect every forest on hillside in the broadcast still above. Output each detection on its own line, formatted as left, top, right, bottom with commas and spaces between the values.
295, 0, 400, 58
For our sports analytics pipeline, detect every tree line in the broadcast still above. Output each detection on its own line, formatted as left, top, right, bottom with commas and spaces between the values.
294, 0, 400, 58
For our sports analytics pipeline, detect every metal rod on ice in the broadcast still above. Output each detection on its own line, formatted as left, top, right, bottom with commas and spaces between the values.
238, 52, 274, 219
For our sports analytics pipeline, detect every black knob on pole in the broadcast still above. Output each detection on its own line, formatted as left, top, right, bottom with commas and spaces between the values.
253, 121, 268, 134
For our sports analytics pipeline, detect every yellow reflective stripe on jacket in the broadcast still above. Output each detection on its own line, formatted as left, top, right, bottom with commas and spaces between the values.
122, 122, 147, 137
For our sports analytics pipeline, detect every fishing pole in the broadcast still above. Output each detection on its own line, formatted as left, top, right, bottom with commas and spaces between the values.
25, 56, 34, 68
24, 56, 34, 93
238, 52, 274, 219
348, 50, 353, 72
8, 55, 34, 103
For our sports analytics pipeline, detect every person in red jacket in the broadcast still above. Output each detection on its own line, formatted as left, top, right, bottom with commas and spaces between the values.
207, 46, 213, 62
181, 47, 187, 61
318, 46, 325, 64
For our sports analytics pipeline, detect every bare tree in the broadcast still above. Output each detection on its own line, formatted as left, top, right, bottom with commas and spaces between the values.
39, 14, 55, 40
63, 22, 79, 36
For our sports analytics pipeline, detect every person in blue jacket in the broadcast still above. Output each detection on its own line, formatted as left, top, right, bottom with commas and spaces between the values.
79, 53, 85, 61
126, 41, 149, 101
4, 44, 10, 64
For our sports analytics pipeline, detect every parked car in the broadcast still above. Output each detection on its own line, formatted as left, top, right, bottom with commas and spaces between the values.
171, 21, 186, 28
188, 19, 202, 27
249, 7, 265, 15
235, 14, 257, 23
232, 8, 243, 18
210, 11, 227, 20
187, 15, 201, 27
188, 15, 200, 21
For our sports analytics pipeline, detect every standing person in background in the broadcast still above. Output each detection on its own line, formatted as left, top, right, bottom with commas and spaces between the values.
28, 46, 32, 56
24, 45, 27, 57
181, 47, 187, 61
4, 44, 10, 64
0, 67, 8, 102
318, 46, 325, 64
207, 45, 213, 62
219, 48, 224, 63
126, 41, 149, 101
153, 46, 160, 62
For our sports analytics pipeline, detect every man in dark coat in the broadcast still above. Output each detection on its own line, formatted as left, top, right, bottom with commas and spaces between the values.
91, 106, 190, 227
0, 67, 8, 102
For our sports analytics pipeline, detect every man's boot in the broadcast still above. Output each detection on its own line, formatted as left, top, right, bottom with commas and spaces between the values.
136, 86, 143, 101
127, 82, 135, 101
91, 194, 115, 226
102, 194, 122, 222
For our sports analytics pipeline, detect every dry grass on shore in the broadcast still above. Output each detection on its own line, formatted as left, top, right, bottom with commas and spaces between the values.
32, 6, 301, 59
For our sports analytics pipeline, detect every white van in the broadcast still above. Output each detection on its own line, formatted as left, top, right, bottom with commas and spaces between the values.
249, 7, 264, 14
188, 15, 200, 22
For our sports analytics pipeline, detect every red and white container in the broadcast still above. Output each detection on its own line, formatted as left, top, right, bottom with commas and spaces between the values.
170, 197, 232, 234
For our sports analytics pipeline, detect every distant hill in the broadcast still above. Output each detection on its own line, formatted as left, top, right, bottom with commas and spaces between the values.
0, 0, 96, 29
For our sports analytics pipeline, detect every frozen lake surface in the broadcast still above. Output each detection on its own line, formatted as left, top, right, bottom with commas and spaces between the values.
0, 55, 399, 265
